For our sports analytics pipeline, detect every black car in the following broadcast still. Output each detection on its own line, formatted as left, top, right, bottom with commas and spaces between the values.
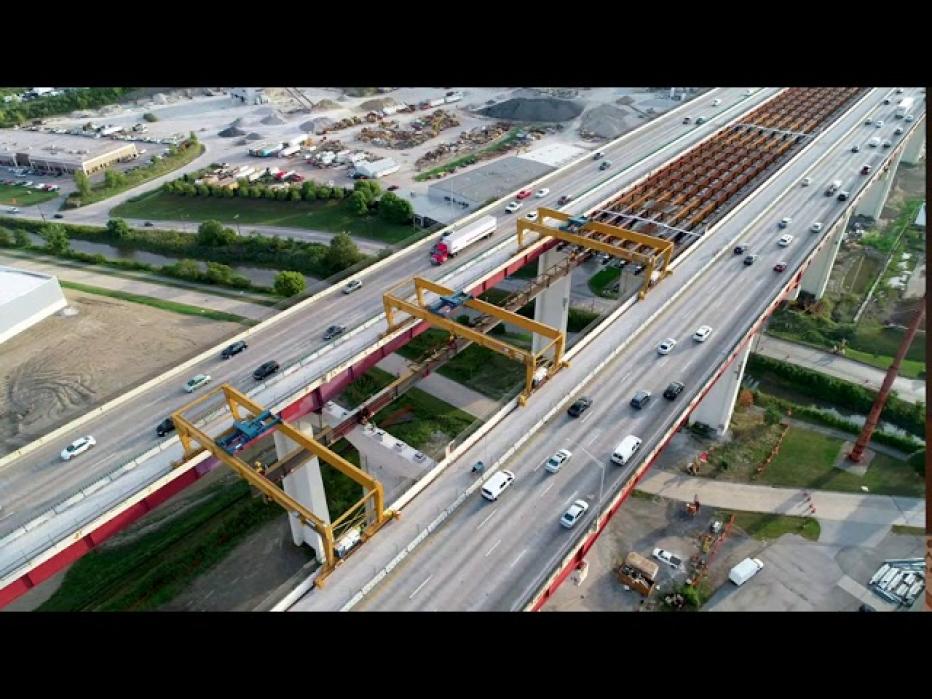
144, 221, 154, 227
663, 381, 685, 400
630, 390, 652, 409
53, 213, 64, 219
156, 417, 175, 437
253, 361, 280, 381
323, 324, 346, 341
743, 254, 759, 266
733, 245, 748, 255
387, 185, 399, 191
567, 396, 592, 417
557, 195, 572, 206
221, 340, 248, 359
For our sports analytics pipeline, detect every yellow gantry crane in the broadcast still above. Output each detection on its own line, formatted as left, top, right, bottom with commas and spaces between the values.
171, 384, 392, 588
382, 276, 567, 405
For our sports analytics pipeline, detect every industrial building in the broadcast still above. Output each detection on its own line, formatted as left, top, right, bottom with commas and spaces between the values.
0, 266, 67, 346
0, 130, 138, 176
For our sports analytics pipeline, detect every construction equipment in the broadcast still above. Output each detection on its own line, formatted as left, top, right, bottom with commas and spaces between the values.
617, 551, 659, 597
685, 495, 701, 517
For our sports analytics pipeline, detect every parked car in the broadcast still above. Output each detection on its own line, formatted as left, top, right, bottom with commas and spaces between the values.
630, 390, 652, 410
657, 338, 677, 355
544, 448, 573, 474
535, 188, 550, 198
663, 381, 685, 400
323, 324, 346, 341
60, 435, 96, 461
220, 340, 248, 359
693, 325, 712, 342
560, 500, 590, 529
652, 548, 683, 569
773, 261, 787, 273
253, 361, 280, 381
184, 374, 211, 393
567, 396, 592, 417
343, 279, 363, 294
504, 201, 522, 213
156, 418, 175, 437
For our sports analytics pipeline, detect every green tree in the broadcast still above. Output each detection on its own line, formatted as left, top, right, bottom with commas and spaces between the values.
763, 407, 783, 425
188, 131, 199, 144
289, 188, 302, 201
143, 112, 158, 122
907, 448, 925, 476
301, 181, 318, 200
348, 190, 369, 216
196, 184, 209, 197
0, 228, 13, 247
197, 220, 236, 247
316, 185, 331, 199
276, 188, 290, 201
104, 169, 126, 189
42, 223, 70, 254
205, 262, 235, 284
354, 179, 381, 201
162, 258, 201, 281
106, 218, 131, 240
379, 191, 413, 224
223, 187, 235, 198
324, 232, 363, 273
74, 170, 91, 198
13, 229, 31, 248
274, 270, 306, 297
264, 188, 277, 200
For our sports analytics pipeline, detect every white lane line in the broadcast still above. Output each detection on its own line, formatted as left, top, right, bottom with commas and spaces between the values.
539, 481, 555, 499
509, 549, 528, 569
409, 575, 433, 600
584, 427, 602, 447
579, 411, 593, 423
476, 509, 498, 531
485, 539, 502, 558
533, 457, 546, 472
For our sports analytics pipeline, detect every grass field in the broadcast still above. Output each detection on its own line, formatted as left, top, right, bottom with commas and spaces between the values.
720, 511, 821, 542
0, 183, 59, 207
112, 189, 415, 244
588, 267, 620, 297
767, 330, 925, 379
891, 524, 924, 536
59, 280, 255, 325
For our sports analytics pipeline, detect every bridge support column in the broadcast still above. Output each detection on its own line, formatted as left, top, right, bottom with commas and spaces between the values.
531, 249, 570, 359
689, 337, 754, 438
799, 208, 850, 299
901, 124, 925, 165
274, 417, 330, 562
855, 149, 902, 220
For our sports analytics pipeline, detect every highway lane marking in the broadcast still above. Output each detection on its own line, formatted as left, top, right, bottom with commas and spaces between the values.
509, 549, 528, 569
476, 509, 498, 531
584, 428, 602, 447
579, 411, 593, 423
409, 575, 433, 600
539, 481, 555, 499
485, 539, 502, 557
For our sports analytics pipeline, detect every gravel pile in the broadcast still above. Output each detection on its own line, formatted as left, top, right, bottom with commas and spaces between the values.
260, 113, 286, 125
218, 126, 246, 137
314, 99, 341, 110
301, 117, 334, 134
580, 104, 631, 139
479, 97, 583, 123
359, 97, 398, 112
245, 132, 263, 141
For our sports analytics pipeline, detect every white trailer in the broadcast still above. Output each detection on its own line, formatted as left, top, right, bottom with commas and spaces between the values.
234, 166, 256, 179
286, 135, 308, 148
247, 171, 263, 182
428, 97, 445, 108
354, 157, 399, 179
895, 97, 914, 118
279, 144, 302, 157
430, 215, 497, 264
729, 558, 764, 586
99, 125, 123, 136
444, 91, 464, 104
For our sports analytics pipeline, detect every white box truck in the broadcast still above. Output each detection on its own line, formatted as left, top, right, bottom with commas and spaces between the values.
729, 557, 764, 586
895, 97, 914, 119
430, 215, 497, 264
279, 144, 302, 157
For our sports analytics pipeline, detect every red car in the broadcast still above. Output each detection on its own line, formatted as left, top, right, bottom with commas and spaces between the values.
773, 262, 787, 273
516, 189, 533, 200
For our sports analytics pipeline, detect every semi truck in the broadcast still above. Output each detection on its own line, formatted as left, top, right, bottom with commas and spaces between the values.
895, 97, 914, 119
430, 215, 497, 265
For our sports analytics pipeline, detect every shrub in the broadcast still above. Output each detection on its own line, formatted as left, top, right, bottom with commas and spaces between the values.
142, 112, 158, 122
274, 271, 305, 297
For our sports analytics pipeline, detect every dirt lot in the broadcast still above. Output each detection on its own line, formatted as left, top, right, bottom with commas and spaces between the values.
0, 289, 240, 455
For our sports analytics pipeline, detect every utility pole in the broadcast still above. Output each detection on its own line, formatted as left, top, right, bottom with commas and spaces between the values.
848, 296, 925, 462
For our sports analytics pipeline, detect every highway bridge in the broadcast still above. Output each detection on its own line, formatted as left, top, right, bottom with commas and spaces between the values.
0, 87, 924, 609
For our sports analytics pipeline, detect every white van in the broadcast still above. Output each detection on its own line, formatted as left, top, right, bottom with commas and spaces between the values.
611, 435, 642, 466
729, 557, 764, 586
868, 137, 881, 148
481, 469, 515, 501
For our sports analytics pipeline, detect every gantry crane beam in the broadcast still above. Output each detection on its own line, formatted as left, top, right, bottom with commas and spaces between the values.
171, 384, 391, 587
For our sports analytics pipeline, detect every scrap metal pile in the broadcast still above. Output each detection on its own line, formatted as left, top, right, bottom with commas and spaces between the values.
868, 558, 924, 607
358, 109, 461, 149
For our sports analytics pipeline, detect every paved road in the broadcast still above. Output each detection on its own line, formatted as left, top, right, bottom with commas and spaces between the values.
310, 88, 924, 612
0, 252, 273, 321
755, 334, 925, 404
0, 88, 770, 548
377, 354, 502, 419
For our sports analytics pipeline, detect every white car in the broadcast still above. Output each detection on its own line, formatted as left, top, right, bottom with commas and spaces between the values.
524, 210, 539, 222
800, 177, 812, 187
657, 338, 677, 355
778, 233, 794, 247
560, 499, 589, 529
544, 448, 573, 474
6, 207, 19, 214
693, 325, 712, 342
61, 435, 96, 461
505, 201, 522, 213
875, 120, 884, 128
184, 373, 212, 393
343, 279, 363, 294
778, 216, 792, 228
535, 188, 550, 198
652, 548, 683, 569
810, 222, 823, 233
905, 114, 914, 122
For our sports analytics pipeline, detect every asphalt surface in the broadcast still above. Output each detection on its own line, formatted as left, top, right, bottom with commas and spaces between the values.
0, 87, 769, 547
333, 88, 925, 611
755, 334, 925, 404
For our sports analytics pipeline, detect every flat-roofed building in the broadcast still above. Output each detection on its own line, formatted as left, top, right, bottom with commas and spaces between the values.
0, 129, 138, 176
0, 265, 67, 346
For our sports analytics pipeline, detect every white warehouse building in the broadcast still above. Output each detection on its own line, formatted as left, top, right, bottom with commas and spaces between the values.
0, 266, 68, 346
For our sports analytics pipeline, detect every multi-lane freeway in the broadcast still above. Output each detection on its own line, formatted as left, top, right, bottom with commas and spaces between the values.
287, 87, 924, 611
0, 88, 773, 541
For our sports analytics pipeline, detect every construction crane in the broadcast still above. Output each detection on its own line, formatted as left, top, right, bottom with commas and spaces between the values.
848, 296, 925, 462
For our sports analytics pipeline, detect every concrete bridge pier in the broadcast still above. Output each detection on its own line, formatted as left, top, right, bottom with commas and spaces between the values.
531, 248, 571, 360
689, 336, 754, 437
799, 207, 852, 299
855, 148, 902, 220
901, 122, 926, 165
274, 417, 331, 562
